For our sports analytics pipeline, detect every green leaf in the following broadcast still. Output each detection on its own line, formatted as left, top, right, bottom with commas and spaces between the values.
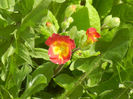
98, 88, 129, 99
47, 10, 59, 32
93, 0, 114, 18
30, 48, 49, 60
71, 6, 90, 31
21, 27, 35, 49
53, 0, 66, 3
18, 0, 52, 32
33, 92, 52, 99
68, 26, 77, 39
39, 10, 59, 37
8, 64, 32, 97
1, 44, 15, 65
89, 74, 120, 94
71, 3, 100, 32
0, 14, 8, 28
103, 29, 130, 61
69, 85, 83, 99
72, 47, 100, 60
74, 30, 86, 48
0, 0, 15, 10
123, 0, 133, 4
87, 68, 103, 87
70, 57, 98, 73
86, 2, 101, 32
101, 28, 118, 42
0, 86, 13, 99
54, 73, 75, 90
111, 4, 133, 23
96, 28, 130, 61
16, 43, 32, 65
20, 74, 47, 99
0, 25, 16, 58
15, 0, 34, 16
32, 62, 56, 83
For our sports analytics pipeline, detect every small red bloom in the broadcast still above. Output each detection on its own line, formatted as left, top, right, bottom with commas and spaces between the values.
71, 5, 76, 12
86, 27, 100, 43
45, 33, 76, 64
46, 22, 51, 27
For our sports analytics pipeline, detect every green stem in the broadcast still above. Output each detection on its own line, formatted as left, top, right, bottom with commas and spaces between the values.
53, 64, 64, 77
72, 47, 81, 53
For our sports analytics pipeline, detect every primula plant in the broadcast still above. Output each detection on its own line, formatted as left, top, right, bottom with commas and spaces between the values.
0, 0, 133, 99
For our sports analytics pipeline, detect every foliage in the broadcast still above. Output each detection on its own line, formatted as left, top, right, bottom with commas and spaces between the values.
0, 0, 133, 99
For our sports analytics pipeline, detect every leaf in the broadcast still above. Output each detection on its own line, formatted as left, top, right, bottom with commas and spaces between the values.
100, 28, 118, 42
14, 0, 34, 16
53, 0, 66, 3
86, 2, 101, 32
30, 48, 49, 60
8, 64, 32, 97
18, 0, 52, 32
123, 0, 133, 4
103, 29, 130, 61
16, 43, 32, 65
0, 0, 15, 10
0, 86, 13, 99
39, 10, 59, 38
0, 14, 8, 28
32, 62, 56, 83
1, 44, 15, 65
89, 74, 120, 94
93, 0, 114, 18
87, 68, 103, 87
21, 27, 35, 49
33, 92, 52, 99
69, 85, 83, 99
14, 65, 32, 88
20, 74, 47, 99
68, 26, 77, 40
47, 10, 59, 32
72, 47, 100, 60
74, 30, 86, 48
71, 6, 90, 31
111, 4, 133, 23
98, 88, 129, 99
71, 3, 100, 32
54, 73, 75, 90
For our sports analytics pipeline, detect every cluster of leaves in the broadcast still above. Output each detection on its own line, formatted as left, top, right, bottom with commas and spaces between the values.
0, 0, 133, 99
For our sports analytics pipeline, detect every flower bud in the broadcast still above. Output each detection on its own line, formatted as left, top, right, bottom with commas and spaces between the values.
67, 17, 74, 23
46, 22, 51, 27
65, 5, 76, 18
46, 22, 57, 33
102, 15, 120, 29
61, 21, 69, 30
61, 17, 74, 31
111, 17, 120, 28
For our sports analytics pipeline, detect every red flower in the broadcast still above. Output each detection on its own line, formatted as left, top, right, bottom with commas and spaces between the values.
86, 27, 100, 43
46, 22, 51, 27
45, 33, 76, 64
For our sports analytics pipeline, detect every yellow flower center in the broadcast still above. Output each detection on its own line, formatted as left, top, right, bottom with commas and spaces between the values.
53, 41, 69, 59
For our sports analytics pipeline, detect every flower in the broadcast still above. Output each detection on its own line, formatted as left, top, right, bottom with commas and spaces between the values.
45, 33, 76, 64
46, 22, 51, 27
86, 27, 100, 43
71, 5, 76, 12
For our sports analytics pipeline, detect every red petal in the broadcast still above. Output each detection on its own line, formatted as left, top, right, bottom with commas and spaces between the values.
86, 27, 97, 35
45, 33, 76, 49
93, 32, 101, 38
48, 45, 71, 64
